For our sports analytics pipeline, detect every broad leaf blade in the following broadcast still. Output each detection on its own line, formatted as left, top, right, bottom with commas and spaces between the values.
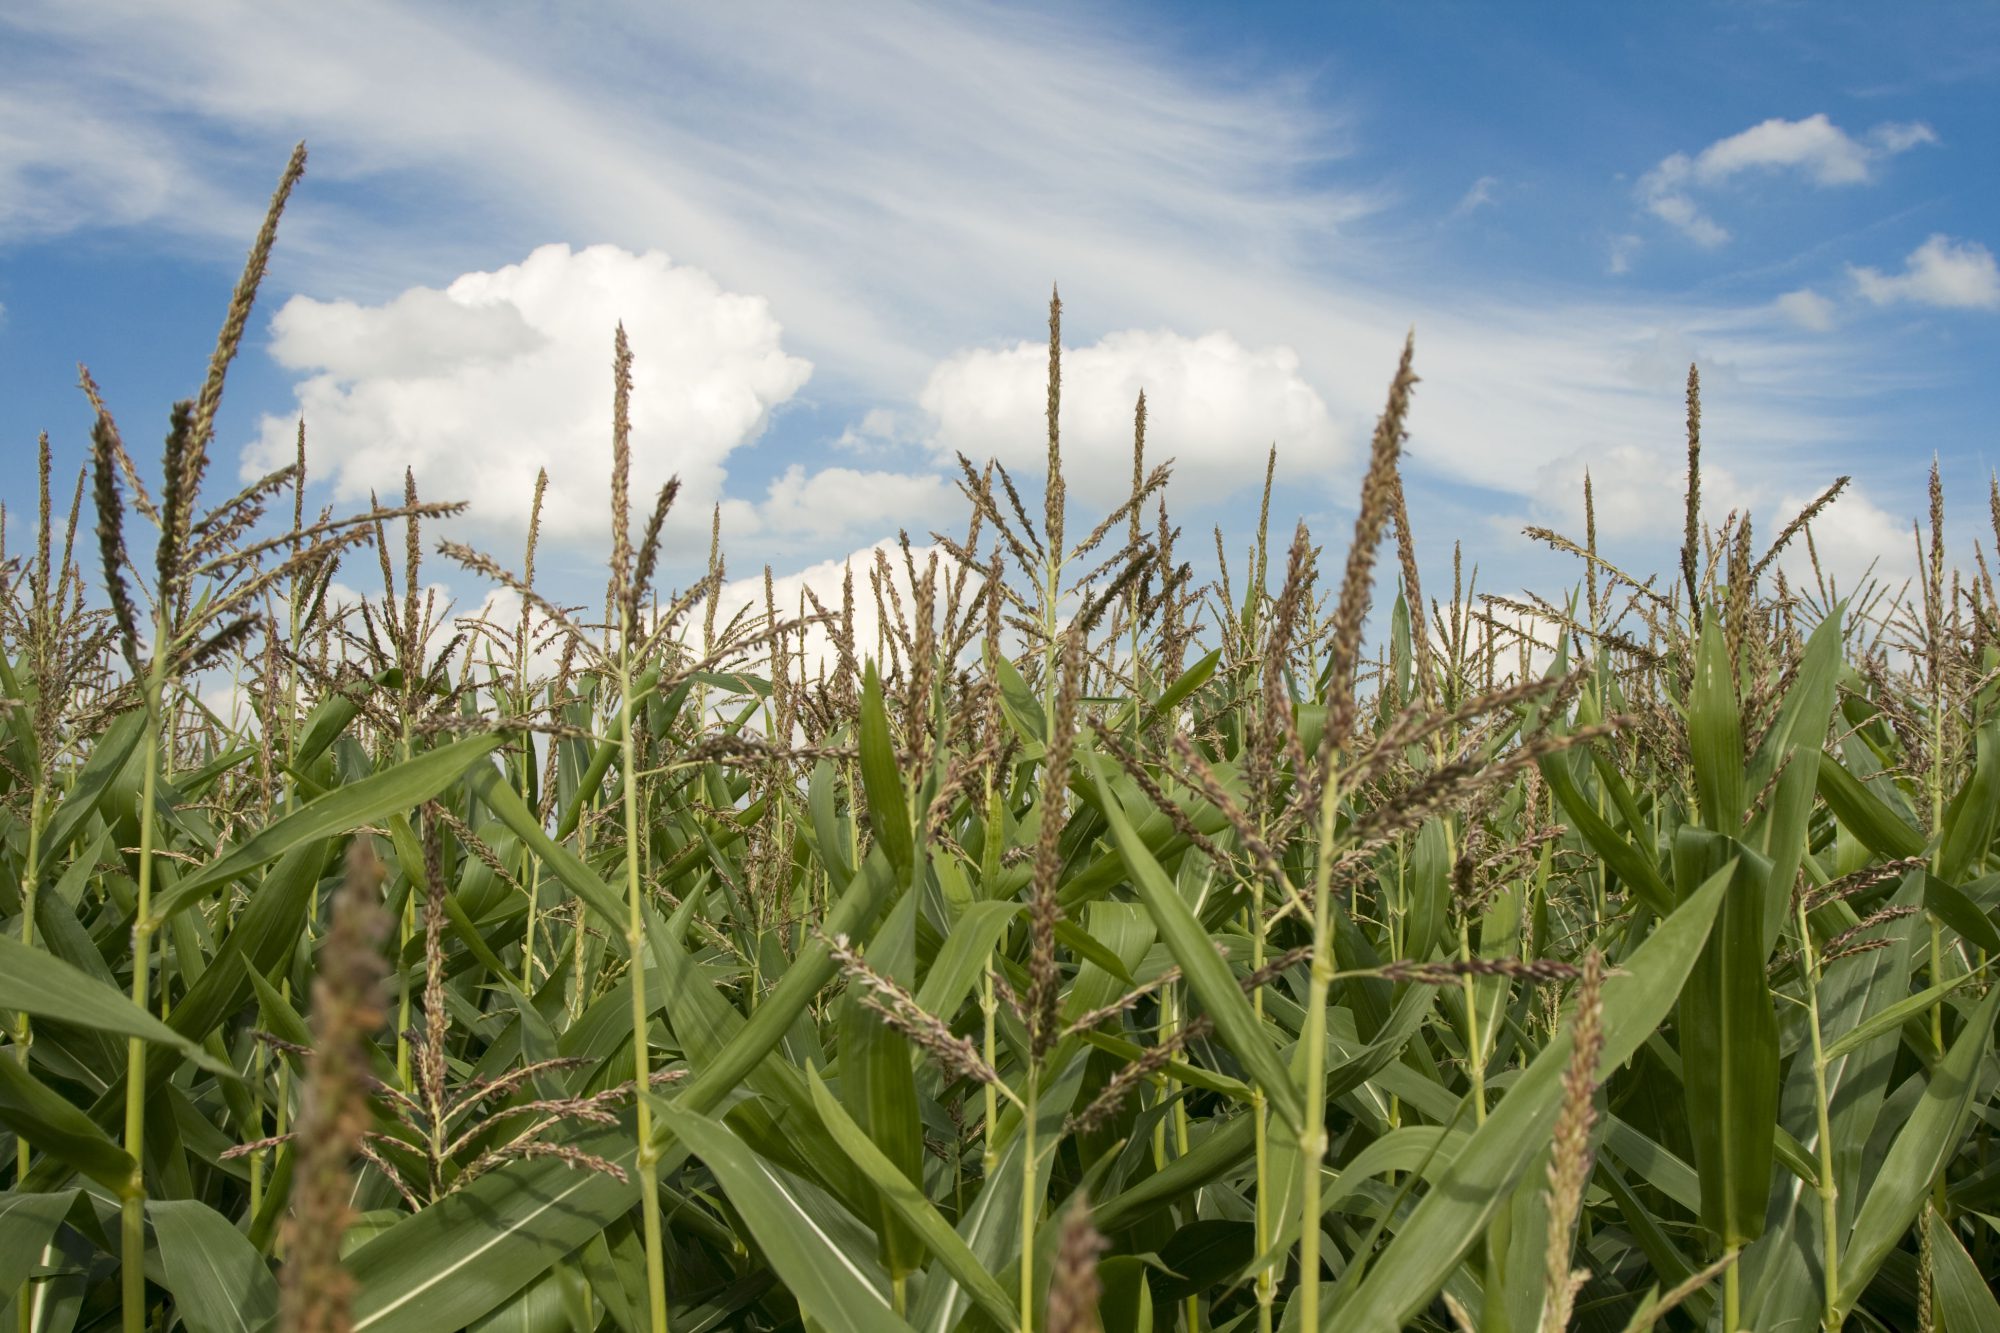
154, 731, 507, 922
1833, 982, 2000, 1320
651, 1100, 914, 1333
804, 1069, 1017, 1330
1675, 836, 1778, 1248
149, 1198, 279, 1333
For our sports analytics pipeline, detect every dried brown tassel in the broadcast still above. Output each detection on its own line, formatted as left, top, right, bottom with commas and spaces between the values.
1319, 334, 1418, 764
156, 400, 195, 615
631, 477, 680, 629
419, 814, 450, 1199
1540, 950, 1605, 1333
1046, 1196, 1108, 1333
609, 325, 635, 627
1045, 285, 1065, 559
826, 934, 999, 1087
1028, 630, 1083, 1058
281, 840, 390, 1333
1681, 363, 1703, 612
88, 405, 141, 673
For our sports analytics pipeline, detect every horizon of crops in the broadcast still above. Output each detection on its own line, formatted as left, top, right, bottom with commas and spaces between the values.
3, 145, 1998, 1333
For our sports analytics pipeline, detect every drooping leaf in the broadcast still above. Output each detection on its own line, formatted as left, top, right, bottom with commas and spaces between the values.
0, 1055, 137, 1192
0, 932, 234, 1077
153, 731, 508, 923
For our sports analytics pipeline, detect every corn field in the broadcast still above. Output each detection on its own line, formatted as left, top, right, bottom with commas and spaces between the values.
3, 147, 1998, 1333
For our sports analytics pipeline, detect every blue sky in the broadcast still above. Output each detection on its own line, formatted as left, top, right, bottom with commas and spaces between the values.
4, 1, 1998, 632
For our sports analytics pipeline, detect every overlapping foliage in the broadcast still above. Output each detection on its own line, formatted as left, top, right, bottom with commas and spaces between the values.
3, 147, 1998, 1333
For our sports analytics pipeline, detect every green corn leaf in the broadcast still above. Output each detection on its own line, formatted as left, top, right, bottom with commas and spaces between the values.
465, 1267, 576, 1333
1820, 969, 1978, 1063
808, 758, 854, 885
1324, 855, 1732, 1332
1936, 721, 2000, 884
1688, 615, 1746, 831
804, 1068, 1018, 1330
838, 892, 926, 1279
1749, 609, 1844, 952
1053, 916, 1135, 985
651, 1099, 915, 1333
1674, 833, 1778, 1248
469, 763, 630, 950
0, 932, 234, 1077
1927, 1202, 2000, 1331
551, 665, 659, 842
1833, 981, 2000, 1320
0, 1055, 136, 1192
1110, 646, 1220, 737
1924, 871, 2000, 954
1404, 818, 1450, 962
149, 1198, 278, 1333
1088, 752, 1304, 1134
151, 731, 508, 924
914, 899, 1021, 1020
343, 851, 901, 1331
1817, 759, 1925, 860
1539, 747, 1674, 915
993, 654, 1047, 745
33, 707, 145, 879
1076, 1029, 1250, 1098
858, 663, 914, 875
0, 1189, 77, 1302
344, 1126, 636, 1333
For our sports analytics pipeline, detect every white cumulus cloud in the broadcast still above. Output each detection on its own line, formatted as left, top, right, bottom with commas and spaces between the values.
919, 328, 1341, 510
747, 464, 954, 544
1770, 483, 1918, 598
1637, 114, 1934, 246
244, 243, 813, 543
1530, 442, 1748, 542
1849, 235, 2000, 311
705, 538, 979, 682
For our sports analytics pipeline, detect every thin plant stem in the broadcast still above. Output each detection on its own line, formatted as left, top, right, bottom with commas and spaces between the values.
15, 785, 45, 1333
622, 648, 671, 1333
1796, 896, 1841, 1328
1297, 764, 1346, 1329
121, 651, 167, 1333
1020, 1063, 1039, 1332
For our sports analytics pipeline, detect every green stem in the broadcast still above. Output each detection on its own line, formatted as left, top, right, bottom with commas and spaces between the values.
1020, 1064, 1039, 1332
1297, 764, 1346, 1329
1797, 898, 1840, 1328
17, 785, 45, 1333
122, 658, 166, 1333
1251, 864, 1274, 1333
982, 967, 1001, 1178
620, 649, 670, 1333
